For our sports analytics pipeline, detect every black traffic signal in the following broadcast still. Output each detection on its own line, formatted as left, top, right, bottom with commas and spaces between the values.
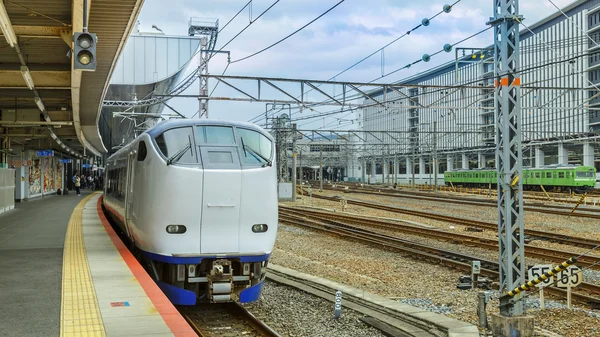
73, 32, 97, 71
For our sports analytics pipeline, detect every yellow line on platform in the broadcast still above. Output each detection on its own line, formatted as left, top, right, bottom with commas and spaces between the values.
60, 193, 105, 337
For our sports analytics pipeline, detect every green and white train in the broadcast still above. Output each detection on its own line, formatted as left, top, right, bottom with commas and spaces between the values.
443, 165, 597, 193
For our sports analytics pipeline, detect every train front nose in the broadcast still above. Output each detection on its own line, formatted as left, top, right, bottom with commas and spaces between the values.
200, 167, 242, 253
197, 145, 244, 254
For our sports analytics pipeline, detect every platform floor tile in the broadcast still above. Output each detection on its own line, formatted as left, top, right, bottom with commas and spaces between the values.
82, 195, 175, 337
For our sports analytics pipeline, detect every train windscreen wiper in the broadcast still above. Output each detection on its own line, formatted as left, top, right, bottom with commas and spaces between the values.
241, 137, 272, 167
166, 136, 192, 166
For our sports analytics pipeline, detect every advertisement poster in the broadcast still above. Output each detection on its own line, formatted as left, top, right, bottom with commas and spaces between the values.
29, 158, 41, 195
56, 162, 63, 190
43, 157, 54, 192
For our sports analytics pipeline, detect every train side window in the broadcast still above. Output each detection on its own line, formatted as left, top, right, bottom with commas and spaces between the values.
559, 172, 565, 178
535, 172, 540, 178
546, 172, 551, 178
137, 141, 147, 161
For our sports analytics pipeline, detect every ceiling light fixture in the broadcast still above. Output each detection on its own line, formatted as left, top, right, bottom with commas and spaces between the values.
0, 1, 17, 47
34, 96, 45, 112
20, 66, 34, 90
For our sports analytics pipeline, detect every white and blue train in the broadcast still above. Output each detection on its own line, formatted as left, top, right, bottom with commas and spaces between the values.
103, 119, 278, 305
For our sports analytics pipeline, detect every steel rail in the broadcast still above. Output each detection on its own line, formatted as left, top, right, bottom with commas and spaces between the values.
180, 302, 280, 337
324, 184, 600, 218
306, 192, 600, 249
278, 212, 600, 306
280, 206, 600, 270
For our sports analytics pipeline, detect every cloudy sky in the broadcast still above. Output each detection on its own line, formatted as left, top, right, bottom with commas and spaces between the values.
135, 0, 575, 130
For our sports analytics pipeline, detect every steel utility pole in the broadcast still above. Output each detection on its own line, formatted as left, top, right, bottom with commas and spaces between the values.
198, 37, 209, 118
411, 148, 416, 190
434, 121, 438, 191
489, 0, 525, 316
292, 124, 297, 202
319, 145, 323, 191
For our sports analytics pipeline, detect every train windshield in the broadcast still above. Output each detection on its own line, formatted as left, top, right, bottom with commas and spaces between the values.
237, 128, 273, 165
576, 171, 595, 178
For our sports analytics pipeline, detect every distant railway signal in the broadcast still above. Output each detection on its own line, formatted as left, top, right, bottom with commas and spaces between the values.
73, 32, 97, 71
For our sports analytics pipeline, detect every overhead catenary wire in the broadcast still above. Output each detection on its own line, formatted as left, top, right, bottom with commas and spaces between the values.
108, 0, 282, 117
289, 48, 593, 127
247, 1, 462, 123
289, 27, 598, 127
230, 0, 346, 64
213, 0, 345, 96
261, 25, 493, 124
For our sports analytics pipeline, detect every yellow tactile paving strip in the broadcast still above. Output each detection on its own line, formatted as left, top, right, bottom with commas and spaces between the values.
60, 193, 106, 337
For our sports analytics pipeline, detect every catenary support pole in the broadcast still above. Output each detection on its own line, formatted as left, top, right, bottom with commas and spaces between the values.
319, 145, 323, 191
488, 0, 526, 316
434, 120, 438, 191
292, 123, 297, 202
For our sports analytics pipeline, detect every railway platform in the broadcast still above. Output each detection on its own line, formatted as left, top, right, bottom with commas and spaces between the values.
0, 192, 195, 337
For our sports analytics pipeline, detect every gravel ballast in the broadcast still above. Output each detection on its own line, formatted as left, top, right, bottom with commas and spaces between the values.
276, 193, 600, 337
243, 280, 385, 337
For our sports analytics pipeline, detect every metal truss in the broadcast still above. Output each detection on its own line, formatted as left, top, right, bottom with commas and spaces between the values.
161, 74, 595, 109
490, 0, 525, 316
188, 18, 219, 119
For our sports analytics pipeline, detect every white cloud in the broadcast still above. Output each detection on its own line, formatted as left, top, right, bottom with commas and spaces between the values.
135, 0, 582, 125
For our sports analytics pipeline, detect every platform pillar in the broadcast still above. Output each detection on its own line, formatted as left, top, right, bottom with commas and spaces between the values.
382, 156, 388, 185
419, 156, 426, 184
370, 158, 376, 183
447, 154, 454, 171
583, 142, 594, 167
490, 314, 534, 337
462, 153, 469, 169
393, 157, 399, 184
535, 147, 544, 168
477, 152, 485, 168
361, 160, 366, 183
558, 144, 568, 165
406, 157, 412, 184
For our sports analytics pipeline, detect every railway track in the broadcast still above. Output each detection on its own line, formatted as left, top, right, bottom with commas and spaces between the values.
280, 206, 600, 270
306, 191, 600, 249
278, 208, 600, 307
266, 267, 447, 337
180, 302, 280, 337
316, 180, 600, 204
322, 184, 600, 219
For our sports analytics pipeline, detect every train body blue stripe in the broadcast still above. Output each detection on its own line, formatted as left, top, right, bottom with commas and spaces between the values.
239, 281, 265, 303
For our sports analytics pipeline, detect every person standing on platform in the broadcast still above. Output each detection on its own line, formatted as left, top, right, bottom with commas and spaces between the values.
75, 174, 81, 196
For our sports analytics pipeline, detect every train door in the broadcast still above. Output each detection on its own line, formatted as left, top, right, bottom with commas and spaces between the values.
124, 152, 135, 239
199, 146, 242, 253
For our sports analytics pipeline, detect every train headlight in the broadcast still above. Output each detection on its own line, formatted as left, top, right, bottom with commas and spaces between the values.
166, 225, 187, 234
252, 224, 268, 233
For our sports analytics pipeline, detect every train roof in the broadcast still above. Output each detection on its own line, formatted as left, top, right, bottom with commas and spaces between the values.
145, 119, 273, 140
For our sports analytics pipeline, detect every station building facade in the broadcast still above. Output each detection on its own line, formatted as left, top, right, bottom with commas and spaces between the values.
98, 23, 201, 156
360, 0, 600, 185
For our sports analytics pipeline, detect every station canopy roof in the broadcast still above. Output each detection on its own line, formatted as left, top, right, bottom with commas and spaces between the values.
0, 0, 143, 158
